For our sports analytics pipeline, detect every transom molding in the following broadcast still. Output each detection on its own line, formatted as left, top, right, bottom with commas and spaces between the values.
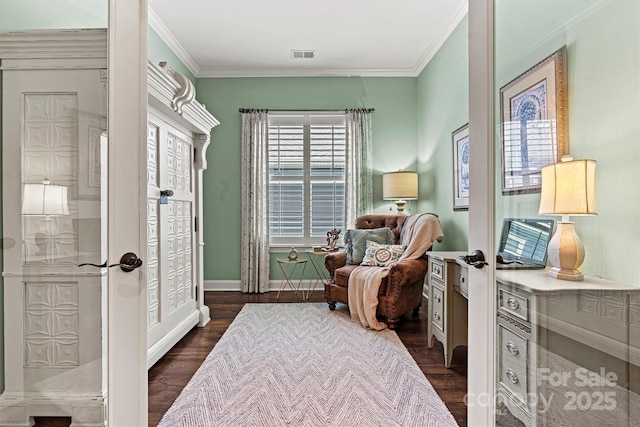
147, 60, 219, 171
0, 29, 107, 70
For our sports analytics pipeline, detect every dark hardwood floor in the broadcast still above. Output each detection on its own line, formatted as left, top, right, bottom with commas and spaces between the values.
33, 290, 468, 426
148, 291, 468, 426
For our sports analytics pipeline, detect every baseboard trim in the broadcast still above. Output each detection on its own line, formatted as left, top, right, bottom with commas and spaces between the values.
204, 280, 326, 294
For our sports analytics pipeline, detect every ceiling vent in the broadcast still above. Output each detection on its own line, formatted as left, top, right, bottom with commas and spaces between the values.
291, 50, 315, 59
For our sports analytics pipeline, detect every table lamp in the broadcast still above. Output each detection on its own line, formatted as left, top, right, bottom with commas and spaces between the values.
22, 179, 70, 216
382, 171, 418, 213
538, 156, 597, 281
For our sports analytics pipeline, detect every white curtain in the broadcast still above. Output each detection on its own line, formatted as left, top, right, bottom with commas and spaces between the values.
345, 109, 373, 228
240, 110, 270, 293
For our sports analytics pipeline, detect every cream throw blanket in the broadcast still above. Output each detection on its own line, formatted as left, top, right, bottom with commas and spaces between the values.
347, 213, 444, 330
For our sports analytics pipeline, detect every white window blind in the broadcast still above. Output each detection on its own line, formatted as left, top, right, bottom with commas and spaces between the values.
268, 113, 346, 245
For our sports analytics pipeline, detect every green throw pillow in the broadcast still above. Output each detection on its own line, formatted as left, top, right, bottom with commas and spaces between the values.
344, 227, 395, 265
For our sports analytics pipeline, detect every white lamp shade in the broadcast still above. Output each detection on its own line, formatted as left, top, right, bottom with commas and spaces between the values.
539, 159, 597, 216
382, 171, 418, 200
22, 183, 70, 216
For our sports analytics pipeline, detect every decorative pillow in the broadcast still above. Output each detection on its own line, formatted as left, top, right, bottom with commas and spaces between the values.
360, 241, 406, 267
344, 227, 395, 265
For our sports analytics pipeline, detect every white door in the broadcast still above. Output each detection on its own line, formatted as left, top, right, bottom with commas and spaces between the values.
146, 110, 199, 367
108, 0, 148, 425
1, 65, 110, 425
468, 1, 640, 426
0, 2, 148, 422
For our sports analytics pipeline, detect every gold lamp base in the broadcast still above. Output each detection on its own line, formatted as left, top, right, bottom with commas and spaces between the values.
546, 221, 585, 281
394, 199, 407, 213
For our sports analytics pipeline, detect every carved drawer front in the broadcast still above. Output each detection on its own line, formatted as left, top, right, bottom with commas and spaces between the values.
498, 324, 529, 407
431, 285, 445, 332
454, 263, 468, 298
430, 259, 444, 281
499, 288, 529, 322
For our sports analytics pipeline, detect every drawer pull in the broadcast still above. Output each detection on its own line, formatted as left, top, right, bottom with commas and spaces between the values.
506, 297, 520, 310
459, 274, 465, 284
434, 312, 441, 321
506, 341, 520, 356
506, 369, 519, 384
434, 295, 441, 303
433, 266, 441, 275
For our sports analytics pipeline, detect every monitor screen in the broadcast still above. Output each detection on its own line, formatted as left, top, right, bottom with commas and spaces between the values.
498, 218, 554, 266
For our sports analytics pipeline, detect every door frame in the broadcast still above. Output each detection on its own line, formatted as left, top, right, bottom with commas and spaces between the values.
108, 0, 148, 425
468, 0, 496, 425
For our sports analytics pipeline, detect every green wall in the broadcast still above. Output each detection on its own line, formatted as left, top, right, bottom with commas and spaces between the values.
148, 28, 196, 83
494, 0, 640, 283
416, 16, 469, 251
194, 77, 418, 281
0, 0, 106, 29
414, 1, 640, 284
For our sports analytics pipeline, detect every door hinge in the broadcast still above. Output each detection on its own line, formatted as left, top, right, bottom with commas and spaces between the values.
194, 216, 198, 232
195, 285, 199, 301
194, 147, 197, 163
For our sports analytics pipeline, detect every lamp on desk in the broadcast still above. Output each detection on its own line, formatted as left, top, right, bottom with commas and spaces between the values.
383, 171, 418, 213
538, 156, 597, 281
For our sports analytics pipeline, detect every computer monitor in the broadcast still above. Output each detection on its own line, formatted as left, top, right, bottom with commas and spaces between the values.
497, 218, 554, 269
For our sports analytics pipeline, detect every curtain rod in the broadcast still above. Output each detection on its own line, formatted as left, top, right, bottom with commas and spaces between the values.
238, 108, 375, 113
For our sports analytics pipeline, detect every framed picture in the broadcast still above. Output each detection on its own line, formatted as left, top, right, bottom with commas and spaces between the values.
452, 123, 469, 211
499, 46, 568, 195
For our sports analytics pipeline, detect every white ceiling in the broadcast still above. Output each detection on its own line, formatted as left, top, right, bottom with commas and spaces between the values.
148, 0, 468, 78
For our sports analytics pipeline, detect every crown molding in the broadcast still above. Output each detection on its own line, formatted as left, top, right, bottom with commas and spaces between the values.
196, 67, 421, 78
148, 7, 200, 77
412, 1, 468, 76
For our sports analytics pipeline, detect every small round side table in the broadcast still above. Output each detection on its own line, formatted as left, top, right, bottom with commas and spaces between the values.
276, 258, 307, 300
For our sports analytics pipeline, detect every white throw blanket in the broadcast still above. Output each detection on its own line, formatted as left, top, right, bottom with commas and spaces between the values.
348, 213, 444, 330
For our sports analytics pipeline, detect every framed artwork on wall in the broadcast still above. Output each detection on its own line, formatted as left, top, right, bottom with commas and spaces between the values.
499, 46, 568, 195
452, 123, 469, 211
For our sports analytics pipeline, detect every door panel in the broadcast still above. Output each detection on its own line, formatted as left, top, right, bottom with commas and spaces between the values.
146, 110, 198, 368
469, 1, 640, 425
0, 40, 109, 425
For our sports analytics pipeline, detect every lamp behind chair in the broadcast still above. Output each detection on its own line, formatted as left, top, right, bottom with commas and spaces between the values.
538, 156, 597, 281
383, 171, 418, 213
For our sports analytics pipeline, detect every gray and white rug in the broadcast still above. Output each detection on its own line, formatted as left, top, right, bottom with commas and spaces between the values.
159, 303, 458, 427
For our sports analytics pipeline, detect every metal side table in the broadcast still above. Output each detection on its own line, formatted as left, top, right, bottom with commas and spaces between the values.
276, 258, 307, 300
304, 250, 330, 299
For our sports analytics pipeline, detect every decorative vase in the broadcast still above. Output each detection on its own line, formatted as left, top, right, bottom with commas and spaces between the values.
287, 247, 298, 261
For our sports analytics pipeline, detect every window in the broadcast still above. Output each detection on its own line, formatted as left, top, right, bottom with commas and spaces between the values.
268, 113, 346, 246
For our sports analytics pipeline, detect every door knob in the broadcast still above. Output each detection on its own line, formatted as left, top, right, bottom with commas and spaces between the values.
460, 249, 489, 269
116, 252, 143, 272
79, 252, 143, 273
160, 189, 174, 204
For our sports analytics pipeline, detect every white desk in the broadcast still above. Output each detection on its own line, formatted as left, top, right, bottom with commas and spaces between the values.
426, 252, 640, 425
426, 251, 468, 368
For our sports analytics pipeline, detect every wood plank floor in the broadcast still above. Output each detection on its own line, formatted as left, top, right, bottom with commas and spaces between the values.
148, 291, 468, 426
33, 290, 468, 426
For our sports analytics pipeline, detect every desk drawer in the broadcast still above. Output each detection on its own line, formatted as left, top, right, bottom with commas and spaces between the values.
454, 263, 468, 298
430, 259, 444, 281
431, 285, 444, 332
498, 324, 528, 407
499, 288, 529, 322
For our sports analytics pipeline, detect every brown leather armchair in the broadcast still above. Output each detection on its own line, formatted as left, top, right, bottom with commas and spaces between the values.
324, 214, 439, 329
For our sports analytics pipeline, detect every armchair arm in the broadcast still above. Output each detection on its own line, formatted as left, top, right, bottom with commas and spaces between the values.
385, 259, 428, 297
324, 251, 347, 277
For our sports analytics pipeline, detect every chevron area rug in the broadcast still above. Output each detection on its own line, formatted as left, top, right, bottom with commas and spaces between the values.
158, 303, 458, 427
